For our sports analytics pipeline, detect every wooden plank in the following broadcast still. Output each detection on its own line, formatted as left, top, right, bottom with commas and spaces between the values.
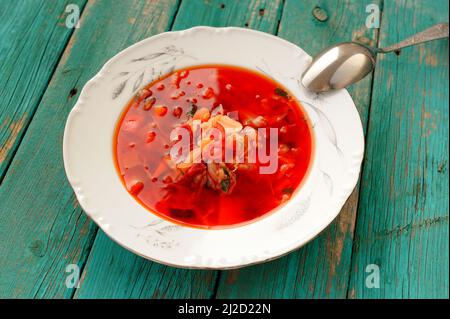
215, 0, 381, 298
74, 0, 284, 298
0, 0, 179, 298
348, 0, 449, 298
0, 0, 86, 181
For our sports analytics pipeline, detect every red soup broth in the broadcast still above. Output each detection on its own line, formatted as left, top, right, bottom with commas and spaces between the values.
114, 65, 313, 229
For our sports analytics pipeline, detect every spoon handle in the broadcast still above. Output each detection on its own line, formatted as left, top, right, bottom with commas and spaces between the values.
379, 23, 449, 53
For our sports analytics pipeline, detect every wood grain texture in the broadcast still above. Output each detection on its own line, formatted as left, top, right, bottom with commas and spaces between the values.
215, 0, 381, 299
171, 0, 283, 32
0, 0, 179, 298
348, 0, 449, 298
74, 0, 285, 299
0, 0, 86, 181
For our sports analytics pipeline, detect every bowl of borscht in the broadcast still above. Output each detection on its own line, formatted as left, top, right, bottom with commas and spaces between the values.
63, 27, 364, 269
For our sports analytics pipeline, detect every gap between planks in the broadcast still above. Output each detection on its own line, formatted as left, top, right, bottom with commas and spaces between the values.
344, 0, 385, 299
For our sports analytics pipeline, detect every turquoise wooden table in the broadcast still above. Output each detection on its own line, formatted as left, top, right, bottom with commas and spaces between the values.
0, 0, 448, 299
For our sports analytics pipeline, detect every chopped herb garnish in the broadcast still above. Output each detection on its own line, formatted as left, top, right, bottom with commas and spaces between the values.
186, 103, 198, 117
282, 187, 294, 194
221, 179, 230, 192
220, 167, 231, 192
274, 87, 289, 99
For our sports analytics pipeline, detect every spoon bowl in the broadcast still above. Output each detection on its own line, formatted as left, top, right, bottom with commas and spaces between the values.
301, 42, 375, 93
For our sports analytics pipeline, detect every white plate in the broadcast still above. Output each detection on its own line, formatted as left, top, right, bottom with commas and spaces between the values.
63, 27, 364, 269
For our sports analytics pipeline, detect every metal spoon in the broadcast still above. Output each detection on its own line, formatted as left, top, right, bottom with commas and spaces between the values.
301, 23, 449, 93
